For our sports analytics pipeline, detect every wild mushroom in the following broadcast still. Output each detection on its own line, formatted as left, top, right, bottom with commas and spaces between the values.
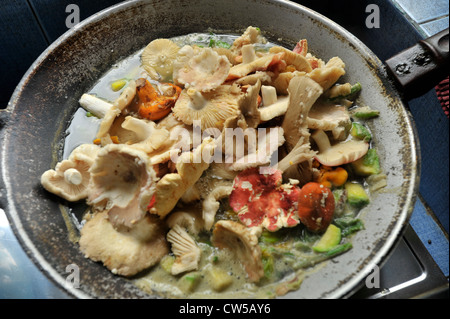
135, 78, 182, 121
281, 75, 323, 150
172, 84, 243, 131
166, 206, 204, 236
202, 183, 233, 230
211, 220, 264, 283
79, 94, 113, 118
307, 101, 352, 140
149, 137, 216, 218
307, 57, 346, 91
296, 182, 335, 232
227, 52, 285, 81
40, 144, 100, 202
229, 167, 301, 232
79, 211, 169, 276
166, 224, 202, 275
311, 129, 369, 166
141, 38, 180, 81
269, 46, 312, 73
87, 144, 157, 229
96, 80, 137, 138
230, 26, 267, 55
172, 45, 231, 92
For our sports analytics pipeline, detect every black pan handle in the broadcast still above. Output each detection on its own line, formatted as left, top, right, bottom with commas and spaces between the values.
385, 28, 449, 101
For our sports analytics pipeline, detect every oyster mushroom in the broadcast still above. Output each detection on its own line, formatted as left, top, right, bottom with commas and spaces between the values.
172, 84, 243, 131
87, 144, 157, 229
142, 38, 180, 81
79, 211, 168, 276
166, 224, 201, 275
166, 206, 204, 236
212, 220, 264, 283
40, 144, 100, 202
229, 167, 301, 232
311, 129, 369, 166
173, 45, 231, 92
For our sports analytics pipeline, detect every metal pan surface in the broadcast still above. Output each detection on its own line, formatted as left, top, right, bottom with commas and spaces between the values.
0, 0, 420, 298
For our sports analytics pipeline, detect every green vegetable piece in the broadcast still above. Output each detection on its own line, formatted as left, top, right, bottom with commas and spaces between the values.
207, 266, 233, 292
261, 248, 275, 279
352, 106, 380, 120
313, 224, 342, 253
111, 79, 127, 92
159, 255, 175, 273
179, 272, 202, 293
330, 82, 362, 101
350, 122, 371, 141
324, 242, 353, 257
334, 217, 365, 237
351, 149, 381, 176
345, 182, 370, 208
260, 230, 284, 244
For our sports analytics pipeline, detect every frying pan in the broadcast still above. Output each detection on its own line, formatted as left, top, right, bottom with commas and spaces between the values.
0, 0, 447, 299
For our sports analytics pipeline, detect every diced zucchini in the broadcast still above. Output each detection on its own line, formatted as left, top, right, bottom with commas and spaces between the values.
159, 255, 175, 273
351, 149, 381, 176
313, 224, 341, 253
178, 272, 202, 293
345, 182, 370, 208
207, 266, 233, 292
350, 122, 371, 141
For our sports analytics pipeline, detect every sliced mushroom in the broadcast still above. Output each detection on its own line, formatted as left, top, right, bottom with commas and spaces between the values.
311, 129, 369, 166
281, 75, 323, 150
149, 137, 216, 218
259, 95, 289, 122
212, 220, 264, 283
79, 211, 168, 276
173, 45, 230, 92
87, 144, 157, 229
96, 80, 137, 138
269, 46, 312, 73
307, 57, 346, 91
239, 79, 261, 128
167, 224, 201, 275
142, 38, 180, 81
227, 53, 284, 81
307, 101, 352, 140
230, 26, 267, 55
40, 144, 100, 202
172, 84, 243, 131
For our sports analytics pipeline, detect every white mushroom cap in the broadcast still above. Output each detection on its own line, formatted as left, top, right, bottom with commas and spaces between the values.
40, 144, 100, 202
173, 45, 231, 92
79, 211, 169, 277
87, 144, 157, 229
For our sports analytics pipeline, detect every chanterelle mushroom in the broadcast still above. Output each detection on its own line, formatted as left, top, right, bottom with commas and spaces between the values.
41, 144, 100, 202
173, 45, 230, 92
212, 220, 264, 283
311, 129, 369, 166
87, 144, 157, 229
79, 212, 168, 276
167, 224, 201, 275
